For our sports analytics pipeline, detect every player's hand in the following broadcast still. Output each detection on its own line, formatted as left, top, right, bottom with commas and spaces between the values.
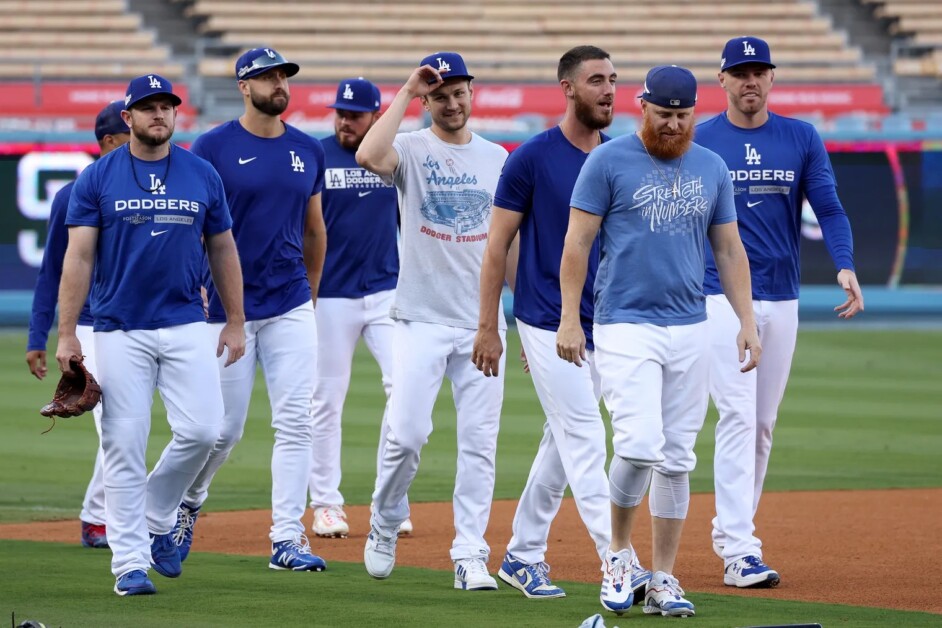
834, 269, 864, 319
737, 325, 762, 373
55, 334, 83, 374
472, 328, 503, 377
520, 346, 530, 374
26, 350, 48, 380
404, 65, 444, 99
556, 320, 586, 367
217, 321, 246, 367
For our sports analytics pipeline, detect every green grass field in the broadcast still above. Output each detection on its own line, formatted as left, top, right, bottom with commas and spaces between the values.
1, 327, 940, 626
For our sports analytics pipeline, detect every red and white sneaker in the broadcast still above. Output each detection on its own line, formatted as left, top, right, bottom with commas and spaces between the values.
312, 506, 349, 538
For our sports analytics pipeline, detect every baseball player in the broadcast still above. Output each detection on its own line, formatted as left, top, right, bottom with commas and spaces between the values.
308, 77, 414, 539
695, 36, 863, 588
56, 73, 245, 596
26, 100, 130, 550
357, 52, 508, 589
172, 47, 329, 572
557, 66, 759, 617
473, 45, 650, 601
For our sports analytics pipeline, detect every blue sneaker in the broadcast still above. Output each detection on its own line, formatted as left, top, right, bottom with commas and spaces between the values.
114, 569, 157, 596
497, 553, 565, 598
600, 549, 634, 615
269, 536, 327, 572
171, 502, 200, 562
628, 551, 652, 604
150, 532, 182, 578
724, 555, 781, 588
643, 571, 695, 617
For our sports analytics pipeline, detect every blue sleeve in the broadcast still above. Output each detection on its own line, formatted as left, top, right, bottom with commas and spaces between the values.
803, 127, 838, 192
66, 167, 101, 227
493, 145, 533, 213
203, 166, 233, 236
190, 133, 212, 162
711, 163, 737, 226
311, 138, 325, 196
806, 185, 855, 272
27, 184, 71, 351
570, 149, 611, 217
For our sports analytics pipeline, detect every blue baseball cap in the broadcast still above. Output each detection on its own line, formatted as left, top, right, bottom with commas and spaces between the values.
328, 77, 381, 112
94, 100, 130, 140
235, 47, 300, 80
639, 65, 697, 109
124, 73, 182, 109
721, 36, 776, 72
419, 51, 474, 82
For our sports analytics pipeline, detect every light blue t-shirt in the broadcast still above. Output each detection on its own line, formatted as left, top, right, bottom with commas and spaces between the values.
570, 134, 736, 326
67, 144, 232, 332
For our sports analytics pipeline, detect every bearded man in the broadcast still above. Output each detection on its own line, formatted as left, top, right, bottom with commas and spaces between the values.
472, 45, 652, 603
171, 47, 330, 573
556, 65, 760, 618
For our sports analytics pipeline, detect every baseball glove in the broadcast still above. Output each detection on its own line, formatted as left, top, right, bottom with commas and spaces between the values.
39, 355, 102, 418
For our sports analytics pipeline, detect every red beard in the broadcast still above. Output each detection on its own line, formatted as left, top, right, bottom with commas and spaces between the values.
640, 115, 694, 160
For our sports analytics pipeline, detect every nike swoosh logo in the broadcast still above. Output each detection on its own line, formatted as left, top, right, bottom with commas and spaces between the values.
746, 201, 763, 208
238, 157, 257, 165
358, 191, 373, 197
151, 230, 168, 236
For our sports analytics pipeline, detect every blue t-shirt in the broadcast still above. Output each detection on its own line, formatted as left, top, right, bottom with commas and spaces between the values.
28, 180, 94, 351
191, 120, 326, 321
67, 144, 232, 332
571, 134, 736, 326
696, 112, 854, 300
494, 126, 605, 347
319, 134, 398, 298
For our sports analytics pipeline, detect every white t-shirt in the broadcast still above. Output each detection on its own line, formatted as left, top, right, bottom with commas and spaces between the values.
388, 127, 508, 330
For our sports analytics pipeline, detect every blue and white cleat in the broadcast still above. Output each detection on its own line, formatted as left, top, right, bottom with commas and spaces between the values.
724, 555, 781, 588
114, 569, 157, 596
150, 532, 182, 578
600, 548, 634, 615
269, 535, 327, 572
497, 553, 566, 599
628, 551, 652, 604
171, 502, 201, 562
643, 571, 696, 617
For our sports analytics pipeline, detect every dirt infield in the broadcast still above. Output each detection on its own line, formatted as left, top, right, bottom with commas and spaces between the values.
3, 488, 939, 614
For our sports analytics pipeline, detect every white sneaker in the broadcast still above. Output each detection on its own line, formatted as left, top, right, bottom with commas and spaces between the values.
398, 517, 413, 536
312, 506, 349, 538
454, 557, 497, 591
364, 526, 397, 579
600, 548, 634, 615
643, 571, 695, 617
724, 555, 780, 588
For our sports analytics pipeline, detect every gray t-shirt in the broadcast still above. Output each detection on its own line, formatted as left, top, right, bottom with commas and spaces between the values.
388, 128, 508, 330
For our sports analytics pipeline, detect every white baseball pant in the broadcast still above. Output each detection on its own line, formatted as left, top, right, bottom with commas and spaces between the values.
508, 320, 610, 568
594, 322, 709, 475
185, 301, 317, 543
371, 319, 504, 561
707, 294, 798, 564
94, 322, 223, 578
76, 323, 106, 526
309, 290, 395, 508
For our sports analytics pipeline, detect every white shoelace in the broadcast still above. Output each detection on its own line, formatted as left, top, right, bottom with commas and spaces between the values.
171, 507, 196, 546
460, 558, 490, 578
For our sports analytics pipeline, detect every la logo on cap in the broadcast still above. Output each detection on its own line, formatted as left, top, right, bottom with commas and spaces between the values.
436, 57, 451, 73
343, 84, 354, 100
742, 40, 756, 56
148, 75, 161, 88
